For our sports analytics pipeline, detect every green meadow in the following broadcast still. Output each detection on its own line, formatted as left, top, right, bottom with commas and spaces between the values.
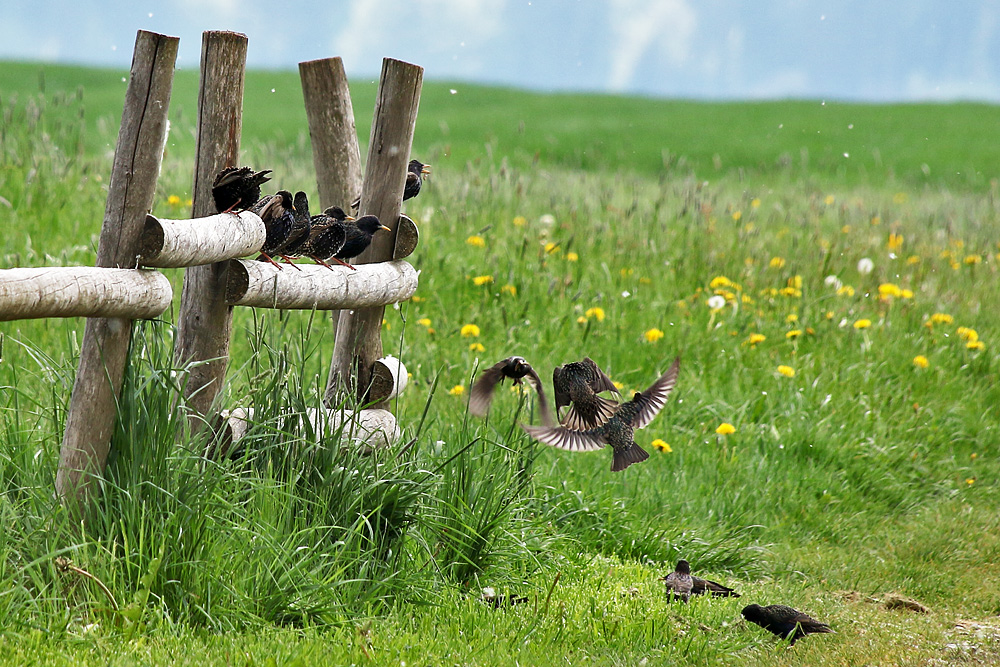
2, 61, 1000, 665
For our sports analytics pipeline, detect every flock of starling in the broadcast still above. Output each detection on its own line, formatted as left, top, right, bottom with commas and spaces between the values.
209, 159, 429, 271
471, 355, 833, 645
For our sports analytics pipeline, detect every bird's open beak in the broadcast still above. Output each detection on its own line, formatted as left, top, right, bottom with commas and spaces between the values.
421, 164, 432, 175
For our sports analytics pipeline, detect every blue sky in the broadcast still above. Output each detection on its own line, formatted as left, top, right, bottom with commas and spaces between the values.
2, 0, 999, 101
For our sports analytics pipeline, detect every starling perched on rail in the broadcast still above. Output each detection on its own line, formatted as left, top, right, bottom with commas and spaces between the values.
211, 166, 272, 214
269, 191, 312, 269
333, 215, 391, 270
350, 159, 431, 211
661, 559, 694, 602
741, 604, 833, 645
661, 560, 740, 600
522, 357, 680, 472
553, 357, 621, 430
300, 206, 352, 270
469, 356, 554, 426
251, 190, 295, 269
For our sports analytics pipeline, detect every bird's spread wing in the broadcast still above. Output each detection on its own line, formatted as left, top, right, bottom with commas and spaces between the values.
521, 365, 555, 426
469, 361, 509, 417
583, 357, 620, 395
629, 356, 680, 430
561, 395, 618, 431
521, 424, 605, 452
552, 366, 570, 412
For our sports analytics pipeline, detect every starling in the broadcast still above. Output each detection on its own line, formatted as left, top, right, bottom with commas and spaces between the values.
481, 587, 529, 609
661, 560, 741, 600
741, 604, 833, 645
333, 215, 391, 270
212, 166, 272, 214
522, 357, 680, 472
553, 357, 621, 430
300, 206, 352, 270
350, 159, 431, 211
469, 356, 554, 426
661, 559, 694, 602
269, 190, 312, 269
252, 190, 295, 269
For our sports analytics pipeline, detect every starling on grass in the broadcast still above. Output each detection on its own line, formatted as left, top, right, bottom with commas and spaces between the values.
269, 191, 312, 268
480, 587, 529, 609
300, 206, 352, 270
661, 559, 694, 602
469, 356, 554, 426
212, 166, 272, 214
553, 357, 621, 430
350, 159, 431, 211
741, 604, 833, 645
661, 560, 740, 600
333, 215, 391, 270
252, 190, 295, 269
522, 357, 680, 472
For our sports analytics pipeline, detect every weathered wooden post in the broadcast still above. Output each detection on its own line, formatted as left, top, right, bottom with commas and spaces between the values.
174, 31, 248, 422
56, 30, 178, 506
327, 58, 423, 407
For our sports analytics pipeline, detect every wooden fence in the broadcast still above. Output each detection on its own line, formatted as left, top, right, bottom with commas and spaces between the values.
0, 29, 423, 510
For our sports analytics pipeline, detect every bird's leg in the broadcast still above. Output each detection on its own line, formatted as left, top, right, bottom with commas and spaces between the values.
332, 257, 358, 271
221, 197, 242, 215
311, 255, 337, 271
258, 253, 284, 270
279, 255, 303, 271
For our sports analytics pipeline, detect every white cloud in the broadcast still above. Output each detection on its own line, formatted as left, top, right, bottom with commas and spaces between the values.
606, 0, 697, 91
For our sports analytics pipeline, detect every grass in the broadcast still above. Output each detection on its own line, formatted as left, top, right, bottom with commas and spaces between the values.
2, 61, 1000, 665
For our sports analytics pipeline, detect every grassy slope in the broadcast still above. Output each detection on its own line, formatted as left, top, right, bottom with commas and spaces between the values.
2, 62, 1000, 665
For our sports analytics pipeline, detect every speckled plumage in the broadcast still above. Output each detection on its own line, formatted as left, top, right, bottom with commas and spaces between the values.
661, 559, 693, 602
212, 166, 272, 213
742, 604, 832, 645
271, 191, 312, 263
469, 356, 554, 426
552, 357, 621, 430
252, 190, 295, 268
523, 357, 680, 472
300, 206, 351, 269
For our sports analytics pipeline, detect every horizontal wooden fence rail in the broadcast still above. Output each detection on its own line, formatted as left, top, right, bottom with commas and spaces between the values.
139, 211, 265, 267
0, 267, 172, 321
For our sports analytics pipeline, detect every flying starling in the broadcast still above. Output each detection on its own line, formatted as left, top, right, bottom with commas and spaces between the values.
211, 166, 272, 214
351, 159, 431, 211
469, 356, 554, 426
741, 604, 833, 645
269, 190, 312, 269
553, 357, 621, 430
251, 189, 295, 269
333, 215, 391, 270
661, 560, 740, 600
661, 559, 694, 602
300, 206, 352, 270
522, 357, 680, 472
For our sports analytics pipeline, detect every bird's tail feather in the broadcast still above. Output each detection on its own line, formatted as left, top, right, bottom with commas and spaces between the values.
611, 444, 649, 472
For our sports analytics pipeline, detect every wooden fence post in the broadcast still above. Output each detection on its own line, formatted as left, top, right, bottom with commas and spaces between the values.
327, 58, 423, 407
56, 30, 178, 506
173, 31, 248, 423
297, 57, 365, 405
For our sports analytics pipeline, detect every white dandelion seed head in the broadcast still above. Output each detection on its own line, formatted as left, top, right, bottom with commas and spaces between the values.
857, 257, 874, 274
824, 275, 842, 289
707, 295, 726, 310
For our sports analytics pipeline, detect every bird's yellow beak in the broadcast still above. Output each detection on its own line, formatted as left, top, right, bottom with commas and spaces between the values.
379, 224, 392, 232
421, 164, 432, 175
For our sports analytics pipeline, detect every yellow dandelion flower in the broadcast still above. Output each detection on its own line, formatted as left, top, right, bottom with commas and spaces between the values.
964, 254, 982, 265
900, 289, 914, 299
777, 365, 795, 378
472, 275, 494, 286
184, 198, 193, 207
841, 225, 852, 234
566, 251, 579, 262
469, 342, 485, 352
779, 286, 802, 298
913, 355, 929, 369
732, 210, 742, 221
512, 215, 527, 227
853, 318, 872, 329
887, 233, 904, 251
957, 327, 979, 342
824, 194, 835, 205
930, 313, 954, 325
644, 328, 665, 343
639, 277, 652, 285
466, 235, 486, 247
769, 256, 786, 269
612, 381, 625, 391
789, 275, 803, 289
837, 285, 855, 297
651, 439, 672, 453
167, 194, 181, 206
501, 284, 517, 296
907, 255, 921, 265
825, 311, 834, 320
710, 276, 733, 289
878, 283, 902, 298
576, 316, 587, 324
460, 324, 481, 337
716, 423, 736, 435
786, 329, 802, 339
585, 306, 606, 322
786, 313, 799, 323
746, 333, 766, 346
448, 384, 465, 396
620, 267, 634, 278
382, 318, 390, 330
751, 198, 761, 208
544, 241, 560, 254
966, 478, 976, 486
893, 192, 907, 204
870, 216, 881, 226
411, 295, 425, 303
416, 318, 432, 327
967, 340, 985, 351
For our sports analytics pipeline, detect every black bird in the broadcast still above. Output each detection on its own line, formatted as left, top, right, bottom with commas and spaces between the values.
553, 357, 621, 430
333, 215, 391, 270
212, 166, 272, 214
523, 357, 680, 472
300, 206, 352, 270
269, 191, 312, 269
252, 190, 295, 269
741, 604, 833, 645
351, 159, 431, 211
661, 559, 693, 602
661, 560, 741, 600
469, 356, 554, 426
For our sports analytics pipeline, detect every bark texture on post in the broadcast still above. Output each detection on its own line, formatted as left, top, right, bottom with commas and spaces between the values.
139, 211, 265, 268
0, 267, 172, 321
173, 31, 248, 421
327, 58, 423, 406
57, 30, 178, 506
225, 259, 418, 310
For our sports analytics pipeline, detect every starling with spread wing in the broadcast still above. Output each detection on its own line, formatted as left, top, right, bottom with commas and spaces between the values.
553, 357, 622, 430
469, 356, 554, 426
